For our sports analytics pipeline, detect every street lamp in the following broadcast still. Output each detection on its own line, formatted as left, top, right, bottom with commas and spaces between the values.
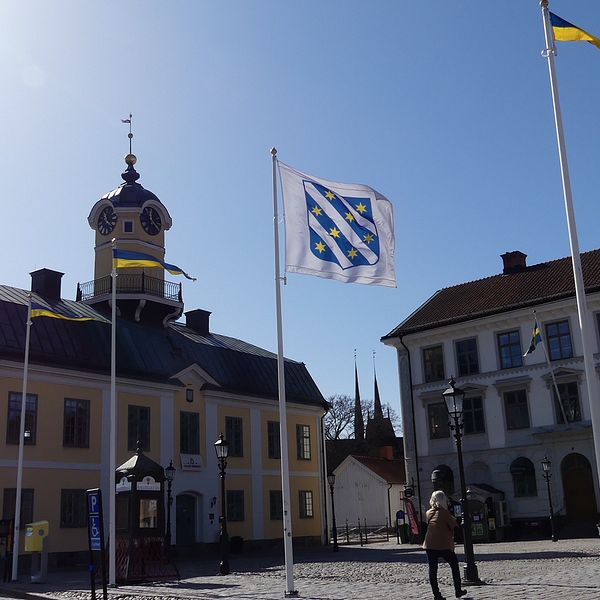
165, 460, 175, 552
327, 473, 339, 552
442, 378, 482, 585
214, 433, 230, 575
541, 456, 558, 542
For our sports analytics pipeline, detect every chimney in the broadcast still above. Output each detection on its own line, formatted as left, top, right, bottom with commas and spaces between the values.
501, 251, 527, 274
185, 309, 211, 335
30, 268, 64, 301
379, 445, 394, 460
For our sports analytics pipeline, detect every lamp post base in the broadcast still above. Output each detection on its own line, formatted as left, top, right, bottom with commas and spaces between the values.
219, 560, 230, 575
462, 563, 483, 586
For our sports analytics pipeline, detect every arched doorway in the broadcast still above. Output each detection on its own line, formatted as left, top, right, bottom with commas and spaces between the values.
561, 453, 597, 519
176, 493, 199, 546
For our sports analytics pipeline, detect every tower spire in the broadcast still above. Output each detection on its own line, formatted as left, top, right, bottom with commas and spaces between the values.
121, 113, 133, 155
353, 350, 364, 441
373, 350, 383, 419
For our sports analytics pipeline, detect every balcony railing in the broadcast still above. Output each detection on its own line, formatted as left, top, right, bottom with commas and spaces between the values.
78, 274, 182, 303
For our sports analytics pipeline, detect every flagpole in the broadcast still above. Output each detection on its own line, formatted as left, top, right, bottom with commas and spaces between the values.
271, 147, 297, 597
541, 1, 600, 487
109, 239, 117, 586
11, 293, 32, 581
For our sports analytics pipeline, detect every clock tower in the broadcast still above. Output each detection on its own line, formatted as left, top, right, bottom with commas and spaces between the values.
79, 153, 184, 326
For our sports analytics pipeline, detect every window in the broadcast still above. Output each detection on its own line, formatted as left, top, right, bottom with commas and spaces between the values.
455, 338, 479, 376
510, 457, 537, 497
7, 392, 38, 445
3, 488, 34, 527
463, 396, 485, 435
139, 498, 158, 528
123, 220, 133, 233
423, 346, 444, 382
267, 421, 281, 459
226, 490, 245, 521
546, 320, 573, 361
60, 489, 86, 528
185, 389, 194, 403
296, 425, 311, 460
225, 416, 243, 457
427, 403, 450, 439
180, 411, 200, 454
554, 381, 581, 424
503, 389, 530, 430
63, 398, 90, 448
269, 490, 283, 520
127, 405, 150, 451
497, 331, 523, 369
299, 490, 314, 518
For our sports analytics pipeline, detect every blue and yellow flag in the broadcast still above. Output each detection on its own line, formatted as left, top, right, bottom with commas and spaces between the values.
31, 302, 94, 321
524, 318, 542, 357
113, 249, 196, 281
550, 12, 600, 49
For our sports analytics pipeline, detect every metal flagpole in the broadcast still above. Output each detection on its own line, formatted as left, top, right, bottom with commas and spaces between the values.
11, 293, 33, 581
540, 1, 600, 487
271, 147, 297, 597
109, 239, 117, 586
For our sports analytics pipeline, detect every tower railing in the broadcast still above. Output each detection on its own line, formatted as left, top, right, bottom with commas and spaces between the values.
77, 274, 182, 303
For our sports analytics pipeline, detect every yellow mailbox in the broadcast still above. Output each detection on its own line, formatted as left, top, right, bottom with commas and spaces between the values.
24, 520, 49, 552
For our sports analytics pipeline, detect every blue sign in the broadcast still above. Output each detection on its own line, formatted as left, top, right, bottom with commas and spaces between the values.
86, 488, 104, 553
89, 515, 102, 551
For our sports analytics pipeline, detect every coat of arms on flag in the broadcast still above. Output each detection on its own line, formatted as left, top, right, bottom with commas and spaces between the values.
278, 162, 396, 287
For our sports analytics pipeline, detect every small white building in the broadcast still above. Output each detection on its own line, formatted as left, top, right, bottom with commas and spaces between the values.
333, 454, 405, 529
383, 250, 600, 539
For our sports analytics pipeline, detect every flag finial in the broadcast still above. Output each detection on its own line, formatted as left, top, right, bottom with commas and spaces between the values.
121, 113, 133, 154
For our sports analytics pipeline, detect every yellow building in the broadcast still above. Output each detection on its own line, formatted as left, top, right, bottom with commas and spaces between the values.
0, 153, 328, 564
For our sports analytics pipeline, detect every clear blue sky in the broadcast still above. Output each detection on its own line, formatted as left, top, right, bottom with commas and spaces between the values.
2, 1, 600, 432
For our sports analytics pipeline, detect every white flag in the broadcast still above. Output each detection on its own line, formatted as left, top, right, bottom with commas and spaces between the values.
279, 162, 396, 287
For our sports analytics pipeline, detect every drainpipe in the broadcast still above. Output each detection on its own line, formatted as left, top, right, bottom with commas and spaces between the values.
399, 335, 424, 530
387, 483, 393, 529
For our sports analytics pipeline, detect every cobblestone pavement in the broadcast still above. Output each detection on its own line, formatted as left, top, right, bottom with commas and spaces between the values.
1, 538, 599, 600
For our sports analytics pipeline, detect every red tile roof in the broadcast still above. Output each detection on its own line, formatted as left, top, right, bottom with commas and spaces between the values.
383, 249, 600, 338
351, 455, 406, 483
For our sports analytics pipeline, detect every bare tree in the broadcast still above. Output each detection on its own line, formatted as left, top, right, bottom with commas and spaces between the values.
324, 394, 355, 440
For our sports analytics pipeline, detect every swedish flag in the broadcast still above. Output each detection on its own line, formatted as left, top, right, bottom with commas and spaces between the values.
113, 249, 196, 281
550, 12, 600, 49
31, 302, 94, 322
524, 318, 542, 357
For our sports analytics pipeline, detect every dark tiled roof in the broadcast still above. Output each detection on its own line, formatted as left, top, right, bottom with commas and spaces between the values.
0, 286, 326, 409
351, 455, 406, 484
383, 249, 600, 338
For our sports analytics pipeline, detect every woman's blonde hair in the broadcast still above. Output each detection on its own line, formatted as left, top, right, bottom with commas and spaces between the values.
430, 490, 447, 509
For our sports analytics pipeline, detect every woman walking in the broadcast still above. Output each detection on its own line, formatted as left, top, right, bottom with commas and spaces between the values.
423, 490, 467, 600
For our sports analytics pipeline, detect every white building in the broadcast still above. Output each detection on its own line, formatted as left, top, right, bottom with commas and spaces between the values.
382, 251, 600, 539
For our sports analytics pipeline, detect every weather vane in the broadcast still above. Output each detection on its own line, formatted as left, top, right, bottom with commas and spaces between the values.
121, 113, 133, 154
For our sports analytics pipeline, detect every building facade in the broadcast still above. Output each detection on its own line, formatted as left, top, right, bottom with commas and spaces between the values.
383, 251, 600, 538
0, 152, 328, 562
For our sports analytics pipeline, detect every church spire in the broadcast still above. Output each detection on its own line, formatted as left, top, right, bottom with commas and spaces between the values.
353, 350, 364, 440
373, 350, 384, 419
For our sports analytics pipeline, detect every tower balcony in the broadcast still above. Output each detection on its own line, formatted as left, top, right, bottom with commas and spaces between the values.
77, 273, 183, 325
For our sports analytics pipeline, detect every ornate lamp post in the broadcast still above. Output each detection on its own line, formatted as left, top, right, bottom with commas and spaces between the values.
541, 456, 558, 542
214, 433, 230, 575
327, 473, 339, 552
443, 378, 482, 585
164, 460, 175, 552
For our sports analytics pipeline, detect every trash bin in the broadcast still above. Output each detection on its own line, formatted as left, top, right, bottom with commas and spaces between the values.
230, 536, 244, 554
24, 521, 48, 583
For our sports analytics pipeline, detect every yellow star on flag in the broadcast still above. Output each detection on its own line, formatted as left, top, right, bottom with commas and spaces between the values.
347, 248, 358, 259
315, 241, 326, 253
325, 190, 336, 200
363, 233, 375, 244
345, 212, 355, 222
329, 227, 341, 239
311, 206, 323, 216
356, 202, 368, 214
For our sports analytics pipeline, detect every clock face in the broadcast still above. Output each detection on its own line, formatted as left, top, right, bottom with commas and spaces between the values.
97, 206, 117, 235
140, 206, 162, 235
